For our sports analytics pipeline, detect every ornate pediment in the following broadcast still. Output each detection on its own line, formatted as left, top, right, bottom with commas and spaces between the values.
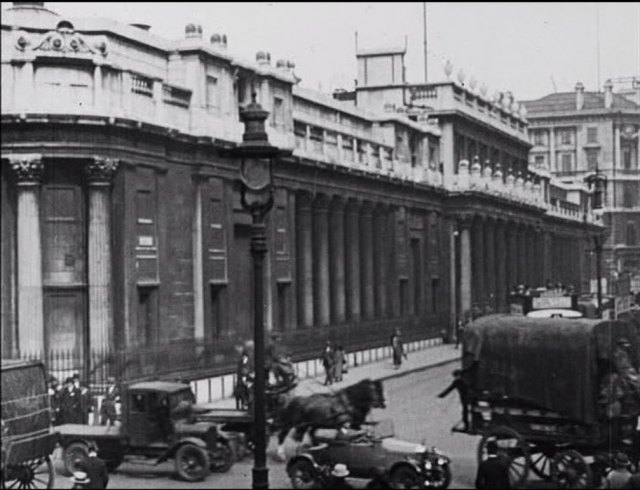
14, 21, 107, 58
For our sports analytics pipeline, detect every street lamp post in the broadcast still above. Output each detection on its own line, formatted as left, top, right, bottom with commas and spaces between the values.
585, 164, 607, 318
230, 91, 287, 490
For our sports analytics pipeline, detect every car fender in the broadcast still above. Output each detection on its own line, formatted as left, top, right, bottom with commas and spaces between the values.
156, 436, 208, 464
389, 459, 423, 478
286, 453, 321, 475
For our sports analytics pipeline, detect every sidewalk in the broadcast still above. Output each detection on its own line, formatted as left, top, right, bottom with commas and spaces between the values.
199, 343, 461, 410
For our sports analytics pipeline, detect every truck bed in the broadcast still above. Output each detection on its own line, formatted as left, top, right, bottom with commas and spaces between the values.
57, 423, 124, 440
195, 408, 252, 424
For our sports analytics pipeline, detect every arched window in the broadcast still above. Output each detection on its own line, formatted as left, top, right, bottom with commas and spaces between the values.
627, 222, 637, 246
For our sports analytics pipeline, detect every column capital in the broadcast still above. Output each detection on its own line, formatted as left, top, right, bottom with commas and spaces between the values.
458, 213, 475, 229
86, 157, 120, 185
8, 154, 44, 185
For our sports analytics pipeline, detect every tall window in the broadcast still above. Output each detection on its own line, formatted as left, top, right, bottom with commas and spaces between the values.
534, 130, 546, 146
586, 149, 599, 171
627, 222, 637, 246
587, 127, 598, 144
623, 147, 633, 169
272, 96, 284, 128
559, 128, 573, 145
206, 75, 220, 113
534, 155, 545, 168
560, 153, 573, 173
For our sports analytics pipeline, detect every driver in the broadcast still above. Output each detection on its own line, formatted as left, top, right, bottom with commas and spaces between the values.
335, 422, 369, 443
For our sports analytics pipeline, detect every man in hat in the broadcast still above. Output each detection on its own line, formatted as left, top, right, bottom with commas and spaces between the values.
82, 445, 109, 489
321, 341, 335, 386
61, 377, 81, 424
73, 373, 92, 425
48, 375, 62, 426
100, 377, 119, 426
70, 471, 90, 489
438, 369, 471, 431
604, 452, 632, 489
325, 463, 353, 489
475, 440, 511, 489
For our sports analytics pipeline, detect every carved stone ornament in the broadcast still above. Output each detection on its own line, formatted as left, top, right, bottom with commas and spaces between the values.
9, 155, 44, 183
18, 22, 107, 57
86, 157, 119, 183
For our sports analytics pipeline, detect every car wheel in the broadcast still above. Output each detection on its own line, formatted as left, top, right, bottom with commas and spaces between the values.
390, 465, 421, 489
432, 463, 452, 489
209, 439, 234, 473
175, 444, 211, 482
288, 459, 321, 490
62, 442, 89, 477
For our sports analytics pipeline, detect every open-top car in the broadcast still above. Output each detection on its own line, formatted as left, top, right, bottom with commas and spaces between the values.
286, 419, 451, 489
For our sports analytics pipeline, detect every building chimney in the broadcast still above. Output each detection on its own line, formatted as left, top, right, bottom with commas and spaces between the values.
575, 82, 585, 110
256, 51, 271, 66
604, 79, 613, 109
185, 23, 202, 40
210, 33, 227, 48
131, 23, 151, 31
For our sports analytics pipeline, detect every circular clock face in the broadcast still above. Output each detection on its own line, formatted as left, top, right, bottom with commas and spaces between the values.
242, 158, 271, 190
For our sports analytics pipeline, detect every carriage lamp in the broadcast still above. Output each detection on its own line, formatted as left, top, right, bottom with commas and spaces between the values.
228, 90, 289, 490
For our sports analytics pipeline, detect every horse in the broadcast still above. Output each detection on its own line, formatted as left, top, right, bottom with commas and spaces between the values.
274, 378, 386, 460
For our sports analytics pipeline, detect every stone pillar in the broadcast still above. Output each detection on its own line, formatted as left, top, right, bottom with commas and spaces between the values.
517, 225, 527, 286
542, 230, 551, 285
93, 63, 103, 111
373, 205, 388, 317
10, 155, 44, 354
615, 125, 621, 169
459, 216, 473, 318
506, 223, 518, 291
495, 220, 507, 312
527, 226, 537, 286
329, 198, 346, 323
192, 176, 205, 339
86, 157, 119, 352
472, 216, 485, 307
484, 218, 496, 310
313, 196, 330, 326
549, 129, 556, 171
360, 202, 375, 319
18, 60, 34, 110
345, 199, 361, 322
296, 194, 314, 327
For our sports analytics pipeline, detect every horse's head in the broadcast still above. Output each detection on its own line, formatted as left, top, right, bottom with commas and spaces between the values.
345, 378, 386, 411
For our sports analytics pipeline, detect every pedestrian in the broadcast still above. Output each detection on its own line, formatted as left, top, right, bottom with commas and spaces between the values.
438, 369, 470, 431
390, 328, 406, 369
82, 445, 109, 489
235, 347, 253, 410
73, 373, 91, 424
61, 377, 82, 424
624, 471, 640, 489
333, 345, 347, 383
325, 463, 354, 490
321, 341, 335, 386
70, 471, 90, 489
604, 453, 632, 489
100, 377, 119, 426
48, 375, 62, 426
475, 440, 511, 489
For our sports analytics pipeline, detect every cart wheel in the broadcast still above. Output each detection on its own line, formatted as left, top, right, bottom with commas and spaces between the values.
477, 426, 530, 489
530, 449, 555, 481
2, 455, 54, 489
175, 443, 211, 482
552, 450, 592, 489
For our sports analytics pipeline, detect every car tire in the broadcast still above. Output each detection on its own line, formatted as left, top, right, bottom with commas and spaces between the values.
62, 442, 89, 477
433, 463, 452, 489
288, 458, 321, 490
175, 443, 211, 482
209, 439, 234, 473
390, 465, 421, 489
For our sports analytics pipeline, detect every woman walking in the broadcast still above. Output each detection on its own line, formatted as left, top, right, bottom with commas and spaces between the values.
390, 328, 406, 369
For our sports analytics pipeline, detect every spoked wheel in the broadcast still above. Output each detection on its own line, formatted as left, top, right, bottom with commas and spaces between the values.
2, 456, 54, 489
477, 426, 530, 489
552, 450, 592, 489
174, 443, 211, 482
209, 439, 234, 473
530, 449, 555, 481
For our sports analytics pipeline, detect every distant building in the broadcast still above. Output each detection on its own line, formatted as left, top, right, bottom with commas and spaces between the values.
522, 81, 640, 295
1, 2, 602, 383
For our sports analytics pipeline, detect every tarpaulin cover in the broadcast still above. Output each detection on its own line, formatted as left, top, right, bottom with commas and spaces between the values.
462, 314, 640, 424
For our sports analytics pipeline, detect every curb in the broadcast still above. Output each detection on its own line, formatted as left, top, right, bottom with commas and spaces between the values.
375, 355, 461, 383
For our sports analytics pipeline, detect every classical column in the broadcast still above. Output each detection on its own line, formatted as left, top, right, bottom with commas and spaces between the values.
528, 226, 537, 286
614, 125, 621, 169
313, 195, 330, 326
472, 216, 485, 307
373, 205, 388, 317
10, 155, 44, 354
296, 194, 314, 327
542, 230, 552, 285
549, 129, 556, 171
86, 158, 119, 352
345, 199, 361, 322
517, 225, 527, 286
506, 223, 518, 290
459, 215, 473, 318
495, 220, 507, 312
484, 218, 496, 310
360, 201, 375, 319
329, 198, 346, 323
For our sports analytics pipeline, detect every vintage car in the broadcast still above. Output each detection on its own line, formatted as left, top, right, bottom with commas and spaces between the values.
286, 419, 451, 489
1, 359, 59, 489
58, 381, 235, 482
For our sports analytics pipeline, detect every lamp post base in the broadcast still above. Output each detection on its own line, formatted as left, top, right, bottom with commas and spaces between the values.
252, 466, 269, 490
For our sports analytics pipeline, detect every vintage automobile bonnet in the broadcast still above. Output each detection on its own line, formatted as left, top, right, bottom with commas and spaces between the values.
462, 314, 640, 424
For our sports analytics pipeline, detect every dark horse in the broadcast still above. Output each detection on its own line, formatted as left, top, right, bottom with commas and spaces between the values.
274, 378, 386, 460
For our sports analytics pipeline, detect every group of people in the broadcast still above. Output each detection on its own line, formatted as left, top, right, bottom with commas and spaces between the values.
321, 341, 348, 386
48, 373, 92, 426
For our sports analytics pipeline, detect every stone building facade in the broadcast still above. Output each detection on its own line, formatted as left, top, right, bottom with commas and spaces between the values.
1, 3, 602, 380
523, 82, 640, 294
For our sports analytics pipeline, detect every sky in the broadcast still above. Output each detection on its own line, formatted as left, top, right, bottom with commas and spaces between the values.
8, 2, 640, 100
